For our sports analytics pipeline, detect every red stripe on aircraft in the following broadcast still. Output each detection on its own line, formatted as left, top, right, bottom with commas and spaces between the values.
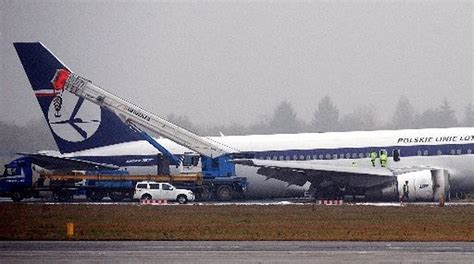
35, 92, 57, 97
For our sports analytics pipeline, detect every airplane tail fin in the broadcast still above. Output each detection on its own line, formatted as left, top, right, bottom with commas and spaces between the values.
14, 42, 142, 153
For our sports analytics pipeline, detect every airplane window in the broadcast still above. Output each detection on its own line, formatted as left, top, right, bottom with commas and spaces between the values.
423, 150, 428, 156
450, 149, 455, 155
437, 150, 442, 155
319, 154, 324, 159
359, 153, 364, 158
325, 154, 331, 159
417, 150, 422, 156
345, 153, 351, 159
468, 149, 472, 154
457, 149, 462, 155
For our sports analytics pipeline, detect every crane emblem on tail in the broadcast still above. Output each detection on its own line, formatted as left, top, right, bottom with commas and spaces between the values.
47, 91, 101, 142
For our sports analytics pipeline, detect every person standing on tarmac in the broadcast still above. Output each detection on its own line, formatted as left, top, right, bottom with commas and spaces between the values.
401, 181, 409, 202
370, 151, 377, 167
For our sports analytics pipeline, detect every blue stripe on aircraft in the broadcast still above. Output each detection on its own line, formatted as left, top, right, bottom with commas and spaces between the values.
252, 143, 474, 160
74, 143, 474, 167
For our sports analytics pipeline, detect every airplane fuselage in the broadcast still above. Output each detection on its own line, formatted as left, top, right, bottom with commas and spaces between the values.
58, 127, 474, 198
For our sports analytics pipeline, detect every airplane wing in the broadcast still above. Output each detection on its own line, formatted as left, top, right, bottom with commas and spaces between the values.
234, 159, 396, 188
18, 153, 119, 171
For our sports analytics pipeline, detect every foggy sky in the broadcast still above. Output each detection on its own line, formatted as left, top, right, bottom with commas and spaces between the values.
0, 0, 472, 128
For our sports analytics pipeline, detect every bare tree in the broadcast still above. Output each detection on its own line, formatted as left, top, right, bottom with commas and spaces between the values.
268, 101, 302, 133
311, 95, 340, 132
340, 106, 377, 131
462, 103, 474, 127
390, 95, 415, 129
436, 98, 458, 128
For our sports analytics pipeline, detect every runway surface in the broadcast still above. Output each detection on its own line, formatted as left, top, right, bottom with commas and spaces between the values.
1, 197, 474, 206
0, 241, 473, 263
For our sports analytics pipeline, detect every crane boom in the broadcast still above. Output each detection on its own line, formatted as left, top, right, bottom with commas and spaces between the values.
51, 69, 238, 158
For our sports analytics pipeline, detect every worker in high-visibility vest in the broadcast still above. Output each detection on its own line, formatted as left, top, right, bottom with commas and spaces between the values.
370, 151, 377, 167
380, 150, 388, 167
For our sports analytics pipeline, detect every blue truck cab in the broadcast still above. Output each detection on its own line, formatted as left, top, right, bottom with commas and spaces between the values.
0, 157, 34, 201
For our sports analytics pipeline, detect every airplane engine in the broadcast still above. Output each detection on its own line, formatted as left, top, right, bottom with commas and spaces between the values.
365, 169, 450, 202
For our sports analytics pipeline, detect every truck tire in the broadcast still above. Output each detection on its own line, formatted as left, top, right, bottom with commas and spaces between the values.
199, 188, 212, 201
177, 194, 188, 204
216, 185, 233, 201
87, 191, 105, 202
11, 191, 25, 202
109, 192, 125, 202
55, 190, 72, 202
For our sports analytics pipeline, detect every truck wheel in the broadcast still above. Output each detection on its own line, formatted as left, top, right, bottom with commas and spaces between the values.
216, 185, 233, 201
55, 190, 72, 202
87, 191, 104, 202
177, 194, 188, 204
199, 188, 212, 201
109, 192, 125, 202
11, 191, 24, 202
141, 194, 152, 200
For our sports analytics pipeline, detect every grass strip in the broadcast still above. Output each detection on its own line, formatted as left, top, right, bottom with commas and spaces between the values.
0, 203, 472, 241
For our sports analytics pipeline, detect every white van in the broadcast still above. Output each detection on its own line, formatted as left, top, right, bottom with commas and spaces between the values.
133, 181, 195, 204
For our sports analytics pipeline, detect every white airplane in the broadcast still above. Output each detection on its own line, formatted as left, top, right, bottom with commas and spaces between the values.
13, 42, 474, 201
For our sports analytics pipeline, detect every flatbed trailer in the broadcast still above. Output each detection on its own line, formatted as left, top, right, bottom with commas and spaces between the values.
0, 157, 203, 202
0, 157, 247, 202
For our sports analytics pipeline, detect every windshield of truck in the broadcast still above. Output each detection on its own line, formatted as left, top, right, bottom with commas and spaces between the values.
2, 166, 19, 177
182, 155, 200, 167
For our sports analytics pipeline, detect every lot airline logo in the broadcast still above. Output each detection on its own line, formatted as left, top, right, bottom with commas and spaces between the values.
47, 91, 101, 142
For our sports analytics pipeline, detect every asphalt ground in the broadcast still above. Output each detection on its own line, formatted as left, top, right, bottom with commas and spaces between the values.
1, 196, 473, 206
0, 241, 473, 263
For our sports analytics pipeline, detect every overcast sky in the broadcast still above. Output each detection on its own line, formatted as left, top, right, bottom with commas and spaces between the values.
0, 0, 472, 128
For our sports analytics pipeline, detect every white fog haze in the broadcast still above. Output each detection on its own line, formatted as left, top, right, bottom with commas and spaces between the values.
0, 0, 472, 162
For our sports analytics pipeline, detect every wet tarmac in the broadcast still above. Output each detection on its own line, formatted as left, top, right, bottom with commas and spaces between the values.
0, 241, 473, 263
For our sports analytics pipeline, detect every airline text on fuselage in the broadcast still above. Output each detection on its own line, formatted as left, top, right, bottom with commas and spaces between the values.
397, 135, 474, 144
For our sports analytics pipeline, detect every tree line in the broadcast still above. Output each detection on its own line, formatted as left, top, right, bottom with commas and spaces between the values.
168, 95, 474, 135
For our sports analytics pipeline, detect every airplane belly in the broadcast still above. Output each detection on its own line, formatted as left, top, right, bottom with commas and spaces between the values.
235, 165, 307, 198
